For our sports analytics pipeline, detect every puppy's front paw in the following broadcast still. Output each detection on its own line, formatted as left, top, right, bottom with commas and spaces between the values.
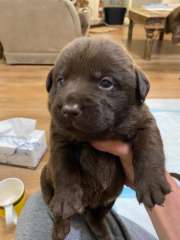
136, 175, 171, 208
52, 226, 68, 240
52, 219, 70, 240
50, 184, 83, 219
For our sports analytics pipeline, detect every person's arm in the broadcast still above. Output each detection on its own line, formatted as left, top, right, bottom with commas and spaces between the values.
148, 173, 180, 240
92, 140, 180, 240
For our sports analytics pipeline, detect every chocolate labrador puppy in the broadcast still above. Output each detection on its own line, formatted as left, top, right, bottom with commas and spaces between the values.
41, 37, 171, 240
166, 6, 180, 44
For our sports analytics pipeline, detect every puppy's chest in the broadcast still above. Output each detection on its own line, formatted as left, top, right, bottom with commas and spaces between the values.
78, 146, 123, 206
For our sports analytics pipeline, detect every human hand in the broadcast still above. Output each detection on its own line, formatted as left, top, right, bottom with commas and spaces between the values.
91, 140, 134, 188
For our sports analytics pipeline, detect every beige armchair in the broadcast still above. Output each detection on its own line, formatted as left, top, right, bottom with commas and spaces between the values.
0, 0, 88, 64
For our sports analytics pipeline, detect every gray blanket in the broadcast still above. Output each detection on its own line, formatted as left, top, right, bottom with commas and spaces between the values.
16, 192, 156, 240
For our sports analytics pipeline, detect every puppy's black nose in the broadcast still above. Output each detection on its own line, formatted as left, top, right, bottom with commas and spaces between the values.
62, 104, 81, 118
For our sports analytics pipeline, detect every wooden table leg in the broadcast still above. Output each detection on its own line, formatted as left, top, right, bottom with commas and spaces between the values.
159, 31, 164, 42
156, 30, 165, 53
0, 42, 3, 59
127, 19, 134, 47
144, 29, 155, 60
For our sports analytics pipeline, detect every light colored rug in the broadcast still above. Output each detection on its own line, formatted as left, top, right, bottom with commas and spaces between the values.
146, 99, 180, 173
113, 99, 180, 239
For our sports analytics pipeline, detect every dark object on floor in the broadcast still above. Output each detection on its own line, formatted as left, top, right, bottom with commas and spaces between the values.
104, 7, 126, 25
165, 7, 180, 44
0, 42, 3, 59
41, 37, 170, 240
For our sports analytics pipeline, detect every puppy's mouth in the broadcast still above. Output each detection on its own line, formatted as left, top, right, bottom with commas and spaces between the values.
57, 114, 110, 139
67, 119, 85, 132
52, 102, 114, 139
62, 118, 97, 134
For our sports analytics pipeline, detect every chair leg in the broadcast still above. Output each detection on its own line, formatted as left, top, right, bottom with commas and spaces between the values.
144, 29, 155, 60
127, 19, 134, 47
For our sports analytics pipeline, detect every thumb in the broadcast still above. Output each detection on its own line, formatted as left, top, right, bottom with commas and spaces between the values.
91, 140, 129, 156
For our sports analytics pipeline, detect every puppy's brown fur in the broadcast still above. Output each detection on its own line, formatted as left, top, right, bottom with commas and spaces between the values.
41, 37, 171, 240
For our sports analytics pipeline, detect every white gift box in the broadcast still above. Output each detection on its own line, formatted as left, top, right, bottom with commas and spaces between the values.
0, 118, 47, 168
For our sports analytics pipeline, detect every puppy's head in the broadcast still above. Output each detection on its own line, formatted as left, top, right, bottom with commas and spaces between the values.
47, 37, 149, 139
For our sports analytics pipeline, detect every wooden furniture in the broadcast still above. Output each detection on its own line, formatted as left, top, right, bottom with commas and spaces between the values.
128, 8, 171, 60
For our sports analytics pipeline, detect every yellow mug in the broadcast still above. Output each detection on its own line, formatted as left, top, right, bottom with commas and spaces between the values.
0, 178, 26, 228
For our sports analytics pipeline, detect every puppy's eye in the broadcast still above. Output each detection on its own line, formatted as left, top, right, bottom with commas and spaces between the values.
57, 77, 65, 87
99, 77, 113, 90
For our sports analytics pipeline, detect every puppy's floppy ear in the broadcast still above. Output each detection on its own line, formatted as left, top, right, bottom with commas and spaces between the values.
46, 68, 54, 92
135, 68, 150, 104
